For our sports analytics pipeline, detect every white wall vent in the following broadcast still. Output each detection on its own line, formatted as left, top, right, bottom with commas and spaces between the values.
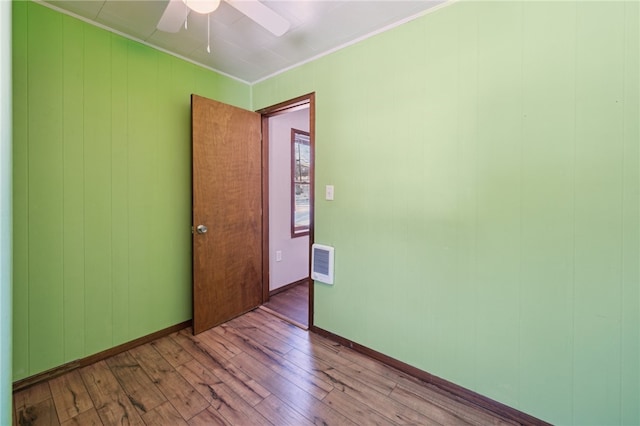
311, 244, 334, 285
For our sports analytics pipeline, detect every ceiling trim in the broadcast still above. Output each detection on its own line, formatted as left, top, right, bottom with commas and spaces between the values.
250, 0, 457, 86
33, 0, 252, 85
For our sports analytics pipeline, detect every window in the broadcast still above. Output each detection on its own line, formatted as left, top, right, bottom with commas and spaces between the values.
291, 128, 311, 237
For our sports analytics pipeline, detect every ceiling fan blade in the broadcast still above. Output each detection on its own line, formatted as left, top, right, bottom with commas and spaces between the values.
225, 0, 290, 37
157, 0, 189, 33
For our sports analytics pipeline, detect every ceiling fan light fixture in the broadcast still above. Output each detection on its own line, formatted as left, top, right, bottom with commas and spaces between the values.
183, 0, 221, 15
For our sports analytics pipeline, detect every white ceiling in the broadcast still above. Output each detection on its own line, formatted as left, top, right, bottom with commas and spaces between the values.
41, 0, 449, 83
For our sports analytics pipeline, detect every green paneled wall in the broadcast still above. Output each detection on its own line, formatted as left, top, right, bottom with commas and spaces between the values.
1, 0, 12, 424
10, 1, 640, 425
254, 1, 639, 424
12, 1, 250, 380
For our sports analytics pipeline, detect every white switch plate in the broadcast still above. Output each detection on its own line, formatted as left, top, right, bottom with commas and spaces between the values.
276, 250, 282, 262
325, 185, 334, 201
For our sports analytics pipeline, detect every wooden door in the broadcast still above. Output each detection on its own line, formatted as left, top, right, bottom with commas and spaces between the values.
192, 94, 262, 334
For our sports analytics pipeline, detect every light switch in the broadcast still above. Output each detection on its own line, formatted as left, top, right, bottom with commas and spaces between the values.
325, 185, 334, 201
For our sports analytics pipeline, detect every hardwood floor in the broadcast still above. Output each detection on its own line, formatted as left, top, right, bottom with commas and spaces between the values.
13, 309, 519, 426
263, 280, 309, 327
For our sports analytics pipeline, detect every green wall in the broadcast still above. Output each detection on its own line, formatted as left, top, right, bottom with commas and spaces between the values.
254, 1, 639, 424
10, 1, 640, 425
1, 0, 12, 423
12, 1, 250, 381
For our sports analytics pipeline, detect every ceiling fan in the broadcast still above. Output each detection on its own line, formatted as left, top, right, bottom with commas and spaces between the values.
157, 0, 290, 37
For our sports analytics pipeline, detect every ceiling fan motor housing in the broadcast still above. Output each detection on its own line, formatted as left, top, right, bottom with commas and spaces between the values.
183, 0, 221, 15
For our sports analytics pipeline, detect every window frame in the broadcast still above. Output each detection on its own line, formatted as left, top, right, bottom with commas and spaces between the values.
291, 128, 311, 238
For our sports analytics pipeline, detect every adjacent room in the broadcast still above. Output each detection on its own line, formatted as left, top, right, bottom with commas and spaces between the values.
1, 0, 638, 425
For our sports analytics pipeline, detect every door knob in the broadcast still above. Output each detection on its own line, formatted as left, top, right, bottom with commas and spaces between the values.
196, 224, 208, 234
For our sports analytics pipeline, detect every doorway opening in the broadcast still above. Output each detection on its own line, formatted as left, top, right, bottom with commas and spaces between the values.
258, 94, 315, 329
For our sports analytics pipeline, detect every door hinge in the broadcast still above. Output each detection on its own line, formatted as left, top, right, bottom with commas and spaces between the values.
191, 226, 194, 234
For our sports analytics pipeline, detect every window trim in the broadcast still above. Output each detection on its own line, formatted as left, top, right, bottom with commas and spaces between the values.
291, 128, 311, 238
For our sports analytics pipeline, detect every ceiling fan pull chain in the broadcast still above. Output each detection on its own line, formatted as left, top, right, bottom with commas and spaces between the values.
207, 14, 211, 53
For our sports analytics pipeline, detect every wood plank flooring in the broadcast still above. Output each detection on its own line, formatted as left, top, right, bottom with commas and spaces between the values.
263, 280, 309, 327
13, 309, 519, 426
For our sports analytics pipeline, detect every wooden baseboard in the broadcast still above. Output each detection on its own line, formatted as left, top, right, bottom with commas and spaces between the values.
12, 320, 192, 392
269, 277, 308, 297
310, 325, 550, 426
